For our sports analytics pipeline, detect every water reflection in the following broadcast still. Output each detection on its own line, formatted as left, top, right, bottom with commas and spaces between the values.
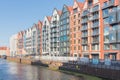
0, 59, 83, 80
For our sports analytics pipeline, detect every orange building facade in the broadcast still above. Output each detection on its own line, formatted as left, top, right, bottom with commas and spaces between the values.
37, 21, 43, 56
70, 0, 120, 60
70, 0, 83, 57
17, 31, 24, 56
0, 47, 10, 56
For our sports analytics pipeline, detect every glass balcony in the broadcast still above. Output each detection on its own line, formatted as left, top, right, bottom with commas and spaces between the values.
81, 26, 88, 31
91, 22, 99, 28
109, 30, 117, 43
91, 15, 99, 20
92, 39, 99, 44
117, 29, 120, 42
102, 0, 114, 9
82, 40, 88, 45
81, 34, 88, 38
109, 12, 117, 25
91, 5, 99, 13
92, 31, 99, 36
81, 18, 88, 24
81, 10, 89, 17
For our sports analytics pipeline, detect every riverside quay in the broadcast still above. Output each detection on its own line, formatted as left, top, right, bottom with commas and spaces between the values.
10, 0, 120, 60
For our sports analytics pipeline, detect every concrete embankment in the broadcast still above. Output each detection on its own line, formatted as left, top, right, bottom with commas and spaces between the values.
6, 57, 120, 80
7, 57, 32, 64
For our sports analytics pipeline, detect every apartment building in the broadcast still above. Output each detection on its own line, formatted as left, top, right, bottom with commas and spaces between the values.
17, 31, 24, 56
42, 16, 51, 56
0, 47, 10, 56
37, 21, 43, 56
59, 5, 72, 56
50, 8, 61, 56
10, 34, 18, 56
102, 0, 120, 60
24, 28, 32, 55
70, 0, 83, 57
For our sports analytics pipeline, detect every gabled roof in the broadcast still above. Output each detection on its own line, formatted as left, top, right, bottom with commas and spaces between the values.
47, 16, 51, 22
57, 10, 62, 15
0, 47, 7, 50
78, 2, 84, 9
66, 6, 73, 12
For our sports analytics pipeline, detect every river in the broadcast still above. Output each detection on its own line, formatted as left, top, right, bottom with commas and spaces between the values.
0, 59, 83, 80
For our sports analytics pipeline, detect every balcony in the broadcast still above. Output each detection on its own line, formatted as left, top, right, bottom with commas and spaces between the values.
91, 15, 99, 20
102, 0, 114, 9
82, 41, 88, 45
81, 18, 88, 24
81, 10, 89, 17
81, 34, 88, 38
109, 11, 117, 25
91, 5, 99, 13
81, 26, 88, 31
109, 30, 117, 43
117, 10, 120, 23
92, 40, 99, 44
91, 22, 99, 28
92, 31, 99, 36
103, 13, 109, 18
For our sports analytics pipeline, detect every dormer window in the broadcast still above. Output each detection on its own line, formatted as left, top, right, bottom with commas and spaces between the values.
73, 8, 78, 14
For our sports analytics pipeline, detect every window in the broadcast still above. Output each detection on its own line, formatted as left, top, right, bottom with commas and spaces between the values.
74, 34, 76, 38
73, 8, 78, 14
74, 40, 76, 44
109, 12, 117, 24
104, 26, 109, 35
109, 31, 117, 42
78, 39, 80, 43
103, 9, 108, 17
112, 44, 118, 50
103, 1, 107, 7
92, 44, 99, 50
104, 44, 110, 50
78, 20, 80, 24
104, 18, 109, 24
78, 46, 80, 50
74, 15, 76, 19
78, 13, 80, 17
74, 46, 76, 50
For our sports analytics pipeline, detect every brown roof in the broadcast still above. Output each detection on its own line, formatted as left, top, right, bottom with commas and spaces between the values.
67, 6, 73, 12
47, 16, 51, 22
0, 47, 7, 50
78, 2, 84, 9
57, 10, 62, 15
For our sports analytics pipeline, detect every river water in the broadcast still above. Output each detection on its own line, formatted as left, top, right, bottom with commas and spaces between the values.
0, 59, 83, 80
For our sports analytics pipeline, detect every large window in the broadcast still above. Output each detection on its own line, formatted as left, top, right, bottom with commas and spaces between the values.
104, 18, 109, 24
73, 8, 78, 14
109, 12, 117, 24
109, 31, 117, 42
104, 44, 110, 50
112, 44, 118, 50
92, 44, 99, 50
104, 26, 109, 35
103, 9, 109, 17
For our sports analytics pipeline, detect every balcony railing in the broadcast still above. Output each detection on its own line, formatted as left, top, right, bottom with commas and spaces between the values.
102, 0, 114, 9
82, 41, 88, 45
81, 34, 88, 38
91, 6, 99, 13
92, 22, 99, 28
92, 40, 99, 44
81, 18, 88, 24
92, 31, 99, 36
81, 26, 88, 31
